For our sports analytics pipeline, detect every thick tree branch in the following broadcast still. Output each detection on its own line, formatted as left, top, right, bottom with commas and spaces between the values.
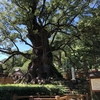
1, 49, 31, 63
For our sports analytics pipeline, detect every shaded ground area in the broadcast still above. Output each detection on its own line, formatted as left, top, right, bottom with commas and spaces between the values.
58, 76, 100, 100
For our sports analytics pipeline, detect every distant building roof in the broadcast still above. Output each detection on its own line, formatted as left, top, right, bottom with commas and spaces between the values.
13, 71, 23, 76
12, 68, 24, 76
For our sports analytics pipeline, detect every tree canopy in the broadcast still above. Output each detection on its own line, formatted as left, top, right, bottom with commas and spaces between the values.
0, 0, 100, 80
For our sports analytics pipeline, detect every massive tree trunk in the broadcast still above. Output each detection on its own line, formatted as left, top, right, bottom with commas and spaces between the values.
23, 1, 62, 83
24, 5, 62, 84
26, 29, 62, 83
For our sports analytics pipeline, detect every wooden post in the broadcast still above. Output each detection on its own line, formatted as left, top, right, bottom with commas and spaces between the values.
90, 84, 94, 100
37, 93, 40, 98
13, 94, 17, 100
55, 96, 60, 100
90, 78, 93, 100
29, 96, 34, 100
79, 94, 83, 100
86, 93, 88, 100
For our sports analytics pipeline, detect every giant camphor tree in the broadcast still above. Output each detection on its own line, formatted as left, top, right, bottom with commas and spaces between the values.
0, 0, 100, 83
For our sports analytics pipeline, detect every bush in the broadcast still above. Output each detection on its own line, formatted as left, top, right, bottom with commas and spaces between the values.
0, 84, 66, 100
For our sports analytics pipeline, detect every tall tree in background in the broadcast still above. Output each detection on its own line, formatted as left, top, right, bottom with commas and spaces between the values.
0, 0, 100, 82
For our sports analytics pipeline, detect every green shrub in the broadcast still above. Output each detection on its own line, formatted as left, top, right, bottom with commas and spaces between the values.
0, 84, 66, 100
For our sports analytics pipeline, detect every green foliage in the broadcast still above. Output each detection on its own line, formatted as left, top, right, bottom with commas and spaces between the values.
0, 84, 66, 100
0, 0, 100, 74
21, 60, 31, 73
